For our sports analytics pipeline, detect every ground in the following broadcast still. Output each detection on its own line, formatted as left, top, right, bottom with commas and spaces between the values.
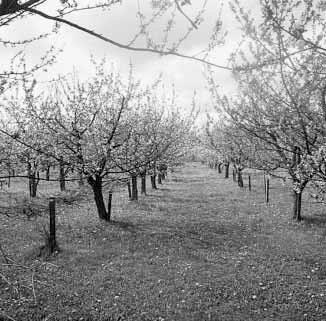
1, 163, 326, 321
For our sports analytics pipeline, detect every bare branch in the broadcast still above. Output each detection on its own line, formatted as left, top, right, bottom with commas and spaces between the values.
21, 6, 231, 71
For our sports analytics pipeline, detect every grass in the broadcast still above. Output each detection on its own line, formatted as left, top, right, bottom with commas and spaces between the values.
1, 163, 326, 320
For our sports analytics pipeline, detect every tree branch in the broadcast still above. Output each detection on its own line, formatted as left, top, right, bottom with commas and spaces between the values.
22, 6, 231, 71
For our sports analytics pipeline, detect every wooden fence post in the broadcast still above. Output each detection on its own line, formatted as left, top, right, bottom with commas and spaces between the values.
49, 197, 57, 253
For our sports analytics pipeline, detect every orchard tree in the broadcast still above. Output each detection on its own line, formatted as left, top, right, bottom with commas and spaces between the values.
0, 79, 56, 197
223, 0, 326, 220
40, 67, 137, 220
213, 57, 326, 220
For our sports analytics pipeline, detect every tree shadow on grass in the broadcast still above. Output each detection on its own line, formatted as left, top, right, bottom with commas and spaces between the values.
302, 215, 326, 226
110, 220, 138, 233
154, 187, 170, 191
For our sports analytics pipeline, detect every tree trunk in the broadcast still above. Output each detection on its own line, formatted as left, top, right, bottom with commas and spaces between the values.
46, 166, 50, 181
232, 169, 236, 182
30, 175, 37, 197
78, 169, 84, 186
127, 181, 131, 199
291, 147, 303, 221
77, 142, 84, 187
131, 175, 138, 201
158, 173, 162, 184
29, 173, 38, 198
218, 163, 222, 174
88, 175, 109, 221
7, 169, 11, 188
293, 190, 302, 221
107, 191, 113, 221
27, 163, 38, 197
141, 174, 146, 195
151, 175, 157, 189
59, 158, 66, 192
237, 169, 244, 188
225, 162, 230, 179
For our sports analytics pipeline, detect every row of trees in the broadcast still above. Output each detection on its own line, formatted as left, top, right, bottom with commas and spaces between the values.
0, 63, 196, 221
204, 0, 326, 221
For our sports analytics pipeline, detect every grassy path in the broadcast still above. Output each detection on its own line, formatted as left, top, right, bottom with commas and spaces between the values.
1, 163, 326, 320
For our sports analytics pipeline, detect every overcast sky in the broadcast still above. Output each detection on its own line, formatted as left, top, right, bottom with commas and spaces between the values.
0, 0, 259, 113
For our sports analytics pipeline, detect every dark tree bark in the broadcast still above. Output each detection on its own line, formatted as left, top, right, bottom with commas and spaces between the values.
88, 175, 109, 221
291, 147, 304, 221
151, 175, 157, 189
224, 162, 230, 179
27, 163, 39, 198
59, 158, 66, 192
293, 190, 302, 221
107, 191, 113, 221
46, 165, 50, 181
232, 169, 236, 182
29, 173, 38, 197
78, 170, 84, 186
131, 175, 138, 201
127, 181, 132, 199
141, 173, 146, 195
237, 169, 244, 188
